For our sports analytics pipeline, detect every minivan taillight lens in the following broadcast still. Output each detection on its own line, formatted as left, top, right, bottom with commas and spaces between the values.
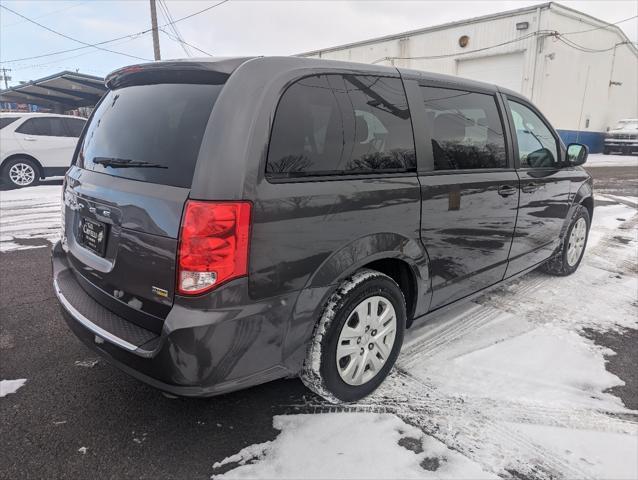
177, 201, 251, 295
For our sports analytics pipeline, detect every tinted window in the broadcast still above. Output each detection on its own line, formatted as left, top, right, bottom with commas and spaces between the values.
420, 87, 507, 170
267, 75, 346, 175
508, 100, 558, 168
267, 74, 415, 177
64, 118, 86, 137
16, 117, 67, 136
0, 117, 19, 129
78, 83, 224, 188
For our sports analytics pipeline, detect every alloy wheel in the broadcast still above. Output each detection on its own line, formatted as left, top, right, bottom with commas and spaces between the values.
8, 162, 36, 186
336, 295, 397, 386
567, 217, 587, 266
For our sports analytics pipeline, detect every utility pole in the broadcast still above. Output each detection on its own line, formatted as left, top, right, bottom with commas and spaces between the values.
0, 67, 11, 90
149, 0, 161, 61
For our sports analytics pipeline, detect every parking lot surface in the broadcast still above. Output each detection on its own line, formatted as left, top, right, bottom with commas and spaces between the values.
1, 159, 637, 479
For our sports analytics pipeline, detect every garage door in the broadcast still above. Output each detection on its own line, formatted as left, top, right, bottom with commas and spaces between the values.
457, 52, 525, 93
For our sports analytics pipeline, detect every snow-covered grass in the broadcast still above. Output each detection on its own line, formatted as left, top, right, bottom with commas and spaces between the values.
0, 379, 27, 397
586, 153, 638, 168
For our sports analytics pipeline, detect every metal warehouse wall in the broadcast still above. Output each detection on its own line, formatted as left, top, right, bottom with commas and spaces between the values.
303, 4, 638, 153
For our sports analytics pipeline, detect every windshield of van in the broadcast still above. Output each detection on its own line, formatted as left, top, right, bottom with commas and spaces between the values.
77, 83, 223, 188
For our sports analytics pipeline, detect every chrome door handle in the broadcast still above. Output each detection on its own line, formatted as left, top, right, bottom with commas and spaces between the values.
497, 185, 517, 197
23, 136, 37, 141
521, 182, 539, 193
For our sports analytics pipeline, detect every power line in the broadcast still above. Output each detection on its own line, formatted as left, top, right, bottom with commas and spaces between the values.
554, 35, 629, 53
158, 0, 191, 57
1, 1, 88, 28
160, 29, 212, 56
372, 30, 544, 63
561, 14, 638, 35
9, 35, 150, 73
375, 27, 634, 64
0, 0, 230, 64
0, 4, 151, 62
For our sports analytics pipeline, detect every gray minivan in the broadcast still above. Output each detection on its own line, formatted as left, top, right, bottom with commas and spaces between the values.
52, 57, 592, 402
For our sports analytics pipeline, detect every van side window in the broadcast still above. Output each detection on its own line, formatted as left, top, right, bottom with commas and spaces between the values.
267, 74, 415, 178
343, 75, 416, 173
508, 100, 559, 168
420, 86, 507, 171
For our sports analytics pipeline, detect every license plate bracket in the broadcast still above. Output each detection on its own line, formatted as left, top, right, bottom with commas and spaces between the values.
80, 217, 107, 256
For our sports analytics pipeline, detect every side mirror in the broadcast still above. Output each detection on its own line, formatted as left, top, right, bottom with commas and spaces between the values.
567, 143, 589, 166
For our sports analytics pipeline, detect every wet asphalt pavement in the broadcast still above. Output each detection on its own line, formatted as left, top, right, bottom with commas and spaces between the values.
1, 163, 636, 479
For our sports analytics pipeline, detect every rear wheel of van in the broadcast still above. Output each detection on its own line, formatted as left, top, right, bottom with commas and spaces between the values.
301, 269, 406, 403
541, 204, 590, 276
2, 157, 40, 189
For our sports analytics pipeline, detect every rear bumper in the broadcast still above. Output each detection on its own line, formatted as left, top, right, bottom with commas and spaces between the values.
52, 241, 294, 397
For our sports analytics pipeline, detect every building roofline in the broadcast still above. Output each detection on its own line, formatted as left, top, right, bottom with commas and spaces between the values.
297, 3, 553, 57
298, 1, 636, 57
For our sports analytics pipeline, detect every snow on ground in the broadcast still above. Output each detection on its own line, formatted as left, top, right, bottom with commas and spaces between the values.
586, 153, 638, 168
219, 194, 638, 479
0, 379, 27, 397
211, 413, 497, 479
1, 180, 637, 479
0, 185, 61, 252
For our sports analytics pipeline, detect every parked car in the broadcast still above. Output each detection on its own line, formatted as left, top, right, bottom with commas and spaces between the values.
0, 112, 86, 188
52, 57, 593, 402
603, 119, 638, 155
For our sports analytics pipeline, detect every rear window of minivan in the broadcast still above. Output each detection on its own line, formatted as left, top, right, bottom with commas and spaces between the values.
77, 83, 223, 188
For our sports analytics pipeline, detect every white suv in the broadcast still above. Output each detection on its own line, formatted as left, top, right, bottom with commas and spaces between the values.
0, 112, 86, 188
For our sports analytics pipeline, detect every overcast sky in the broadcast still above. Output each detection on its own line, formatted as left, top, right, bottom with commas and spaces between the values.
1, 0, 636, 86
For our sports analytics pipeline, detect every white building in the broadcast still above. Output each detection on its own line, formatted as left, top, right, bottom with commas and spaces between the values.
300, 2, 638, 152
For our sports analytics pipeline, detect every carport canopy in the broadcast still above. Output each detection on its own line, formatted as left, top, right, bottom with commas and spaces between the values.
0, 71, 106, 112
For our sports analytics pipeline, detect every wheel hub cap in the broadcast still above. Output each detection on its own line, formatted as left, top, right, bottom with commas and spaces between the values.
566, 217, 587, 267
336, 295, 397, 386
9, 163, 35, 186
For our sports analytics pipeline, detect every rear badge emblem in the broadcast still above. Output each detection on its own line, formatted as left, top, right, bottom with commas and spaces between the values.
152, 286, 169, 298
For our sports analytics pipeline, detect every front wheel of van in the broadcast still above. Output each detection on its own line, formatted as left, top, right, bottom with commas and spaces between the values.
301, 269, 406, 403
541, 204, 590, 276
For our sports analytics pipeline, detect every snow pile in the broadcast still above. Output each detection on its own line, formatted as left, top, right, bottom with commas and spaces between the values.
0, 185, 62, 252
0, 379, 27, 397
211, 413, 496, 479
586, 153, 638, 168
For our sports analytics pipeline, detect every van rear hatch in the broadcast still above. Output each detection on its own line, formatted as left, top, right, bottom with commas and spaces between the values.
62, 63, 233, 333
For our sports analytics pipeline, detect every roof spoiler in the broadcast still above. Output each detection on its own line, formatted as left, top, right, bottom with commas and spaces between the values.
105, 57, 255, 89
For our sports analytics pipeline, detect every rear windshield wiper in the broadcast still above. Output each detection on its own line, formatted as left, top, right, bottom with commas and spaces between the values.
93, 157, 168, 169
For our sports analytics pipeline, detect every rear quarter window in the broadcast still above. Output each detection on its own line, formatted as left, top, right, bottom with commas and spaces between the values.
266, 74, 415, 178
78, 83, 223, 188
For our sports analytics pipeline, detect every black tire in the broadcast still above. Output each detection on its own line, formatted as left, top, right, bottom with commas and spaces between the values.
541, 204, 590, 276
1, 157, 40, 189
301, 269, 406, 403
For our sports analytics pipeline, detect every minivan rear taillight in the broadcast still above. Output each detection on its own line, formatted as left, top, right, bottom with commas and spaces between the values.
177, 200, 251, 295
